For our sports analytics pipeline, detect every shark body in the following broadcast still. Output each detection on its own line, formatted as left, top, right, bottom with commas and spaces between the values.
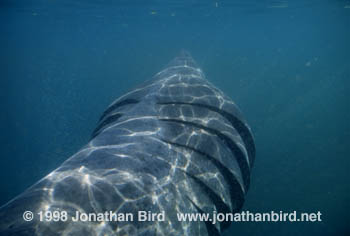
0, 51, 255, 236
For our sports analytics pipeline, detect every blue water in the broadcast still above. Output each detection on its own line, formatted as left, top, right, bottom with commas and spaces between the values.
0, 0, 349, 235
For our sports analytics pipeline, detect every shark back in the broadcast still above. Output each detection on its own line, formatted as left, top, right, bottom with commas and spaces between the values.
0, 51, 255, 236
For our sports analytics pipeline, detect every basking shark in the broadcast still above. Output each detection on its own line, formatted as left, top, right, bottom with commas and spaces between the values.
0, 51, 255, 235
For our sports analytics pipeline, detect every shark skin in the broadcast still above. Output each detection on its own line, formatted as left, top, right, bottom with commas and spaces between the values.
0, 51, 255, 236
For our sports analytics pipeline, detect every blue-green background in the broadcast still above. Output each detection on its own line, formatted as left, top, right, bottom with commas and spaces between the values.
0, 0, 349, 235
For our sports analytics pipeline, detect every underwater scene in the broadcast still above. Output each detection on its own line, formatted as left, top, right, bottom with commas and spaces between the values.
0, 0, 349, 235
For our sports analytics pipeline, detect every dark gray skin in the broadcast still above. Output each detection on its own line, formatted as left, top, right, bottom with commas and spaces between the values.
0, 51, 255, 236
